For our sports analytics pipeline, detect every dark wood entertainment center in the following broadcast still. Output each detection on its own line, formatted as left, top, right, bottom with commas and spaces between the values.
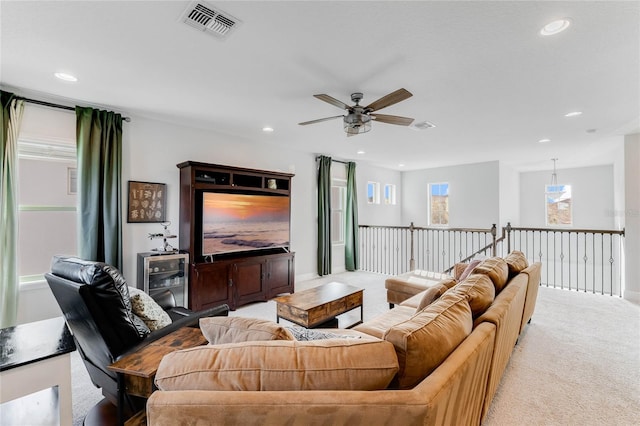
177, 161, 295, 310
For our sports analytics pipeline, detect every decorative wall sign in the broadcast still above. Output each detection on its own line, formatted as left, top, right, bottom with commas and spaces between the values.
127, 181, 166, 223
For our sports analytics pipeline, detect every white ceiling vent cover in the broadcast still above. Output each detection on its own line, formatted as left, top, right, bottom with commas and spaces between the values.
180, 1, 241, 39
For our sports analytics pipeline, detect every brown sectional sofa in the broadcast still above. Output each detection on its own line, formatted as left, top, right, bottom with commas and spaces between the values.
146, 252, 541, 425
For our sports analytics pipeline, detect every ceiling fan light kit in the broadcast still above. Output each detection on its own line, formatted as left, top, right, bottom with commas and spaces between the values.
299, 88, 416, 136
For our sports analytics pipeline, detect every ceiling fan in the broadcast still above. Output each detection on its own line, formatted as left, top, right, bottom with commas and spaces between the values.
299, 88, 415, 136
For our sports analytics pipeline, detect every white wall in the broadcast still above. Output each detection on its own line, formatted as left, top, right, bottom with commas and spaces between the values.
401, 161, 500, 228
356, 162, 402, 226
499, 162, 520, 230
519, 164, 615, 228
122, 115, 318, 284
624, 133, 640, 302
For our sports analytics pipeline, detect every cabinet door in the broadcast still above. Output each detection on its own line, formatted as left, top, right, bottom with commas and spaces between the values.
232, 259, 266, 307
266, 253, 295, 298
145, 254, 189, 307
191, 262, 232, 310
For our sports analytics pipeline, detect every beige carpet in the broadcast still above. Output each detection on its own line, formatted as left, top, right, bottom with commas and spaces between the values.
70, 271, 640, 425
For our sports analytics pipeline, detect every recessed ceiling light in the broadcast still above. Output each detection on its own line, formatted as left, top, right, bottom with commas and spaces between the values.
538, 138, 552, 143
262, 127, 274, 133
564, 111, 582, 117
54, 72, 77, 82
398, 163, 405, 167
540, 19, 571, 36
357, 150, 365, 155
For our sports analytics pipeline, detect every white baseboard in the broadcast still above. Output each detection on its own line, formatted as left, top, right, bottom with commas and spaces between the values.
623, 289, 640, 305
295, 272, 318, 282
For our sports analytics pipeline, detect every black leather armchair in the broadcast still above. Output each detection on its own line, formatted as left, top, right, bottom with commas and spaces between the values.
45, 255, 229, 418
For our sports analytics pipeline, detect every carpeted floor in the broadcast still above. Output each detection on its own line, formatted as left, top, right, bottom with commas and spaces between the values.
71, 271, 640, 425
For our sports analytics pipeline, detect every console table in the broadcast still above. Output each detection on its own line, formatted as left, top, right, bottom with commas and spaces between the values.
0, 316, 76, 425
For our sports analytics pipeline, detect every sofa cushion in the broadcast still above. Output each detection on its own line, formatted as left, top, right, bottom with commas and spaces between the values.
450, 274, 495, 317
385, 270, 451, 293
128, 287, 172, 331
353, 305, 415, 339
416, 283, 449, 311
199, 317, 294, 344
155, 338, 399, 392
472, 257, 509, 293
383, 292, 473, 389
504, 250, 529, 277
399, 277, 457, 310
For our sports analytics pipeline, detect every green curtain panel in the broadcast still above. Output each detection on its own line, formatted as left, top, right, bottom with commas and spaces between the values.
345, 161, 359, 271
0, 91, 24, 327
317, 155, 332, 276
76, 107, 123, 269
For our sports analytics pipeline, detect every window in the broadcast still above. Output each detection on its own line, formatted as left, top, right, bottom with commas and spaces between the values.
384, 184, 396, 205
367, 181, 380, 204
331, 180, 346, 244
546, 184, 572, 226
67, 167, 77, 195
17, 109, 77, 284
429, 182, 449, 225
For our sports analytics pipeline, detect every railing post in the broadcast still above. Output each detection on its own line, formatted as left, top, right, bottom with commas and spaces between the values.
491, 224, 497, 256
506, 222, 512, 253
409, 222, 415, 271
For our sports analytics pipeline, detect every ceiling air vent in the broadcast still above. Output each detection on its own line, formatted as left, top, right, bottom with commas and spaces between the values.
180, 1, 241, 39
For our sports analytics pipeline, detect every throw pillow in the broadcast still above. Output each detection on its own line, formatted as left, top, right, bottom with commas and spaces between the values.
285, 327, 361, 341
200, 317, 294, 344
504, 250, 529, 277
155, 339, 399, 392
456, 259, 481, 281
415, 283, 448, 312
128, 287, 172, 331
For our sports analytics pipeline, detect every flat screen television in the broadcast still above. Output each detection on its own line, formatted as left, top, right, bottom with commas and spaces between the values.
201, 191, 290, 256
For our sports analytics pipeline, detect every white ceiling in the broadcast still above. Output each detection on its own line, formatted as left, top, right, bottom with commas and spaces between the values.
1, 0, 639, 171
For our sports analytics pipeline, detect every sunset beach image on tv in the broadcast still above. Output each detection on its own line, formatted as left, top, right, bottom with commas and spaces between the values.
202, 192, 290, 256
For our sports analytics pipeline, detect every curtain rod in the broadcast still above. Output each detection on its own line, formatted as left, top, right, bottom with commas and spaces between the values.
20, 97, 131, 122
315, 156, 349, 165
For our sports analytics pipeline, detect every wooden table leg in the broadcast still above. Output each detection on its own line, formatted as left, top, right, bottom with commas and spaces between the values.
117, 372, 125, 426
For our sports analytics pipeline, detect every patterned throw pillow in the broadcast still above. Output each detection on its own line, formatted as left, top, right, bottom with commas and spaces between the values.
128, 287, 172, 331
286, 327, 361, 341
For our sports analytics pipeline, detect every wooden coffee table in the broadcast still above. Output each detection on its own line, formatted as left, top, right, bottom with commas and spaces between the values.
274, 282, 364, 329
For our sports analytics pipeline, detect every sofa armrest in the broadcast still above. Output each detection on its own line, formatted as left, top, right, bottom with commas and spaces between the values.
151, 289, 177, 311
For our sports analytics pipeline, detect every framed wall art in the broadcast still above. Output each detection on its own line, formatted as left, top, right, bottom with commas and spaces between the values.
127, 181, 166, 223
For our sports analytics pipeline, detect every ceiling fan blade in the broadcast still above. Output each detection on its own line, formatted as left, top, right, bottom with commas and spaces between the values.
298, 115, 344, 126
371, 114, 415, 126
364, 88, 413, 112
313, 94, 350, 110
